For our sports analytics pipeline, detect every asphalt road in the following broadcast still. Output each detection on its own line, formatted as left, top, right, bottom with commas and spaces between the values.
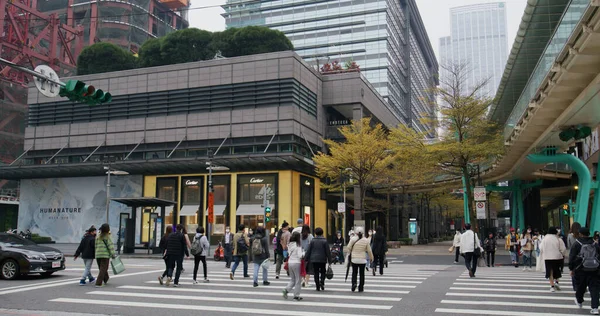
0, 256, 593, 316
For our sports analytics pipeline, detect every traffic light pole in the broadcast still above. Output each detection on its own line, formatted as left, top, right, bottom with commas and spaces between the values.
263, 184, 268, 227
0, 57, 64, 87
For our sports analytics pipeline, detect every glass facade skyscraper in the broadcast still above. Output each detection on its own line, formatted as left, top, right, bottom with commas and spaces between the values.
439, 2, 508, 97
223, 0, 438, 136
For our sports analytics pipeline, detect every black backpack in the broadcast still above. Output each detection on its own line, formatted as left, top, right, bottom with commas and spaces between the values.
236, 234, 249, 254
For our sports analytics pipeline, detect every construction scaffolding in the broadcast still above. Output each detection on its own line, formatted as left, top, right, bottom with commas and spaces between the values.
0, 0, 189, 191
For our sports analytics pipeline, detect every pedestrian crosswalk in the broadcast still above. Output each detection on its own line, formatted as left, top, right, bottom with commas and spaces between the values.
435, 266, 594, 316
48, 262, 440, 316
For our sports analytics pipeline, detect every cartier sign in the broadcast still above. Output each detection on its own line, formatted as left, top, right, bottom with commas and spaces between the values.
185, 180, 199, 186
250, 178, 264, 183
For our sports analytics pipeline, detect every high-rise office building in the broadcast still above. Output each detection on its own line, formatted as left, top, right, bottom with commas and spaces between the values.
439, 2, 508, 97
223, 0, 439, 137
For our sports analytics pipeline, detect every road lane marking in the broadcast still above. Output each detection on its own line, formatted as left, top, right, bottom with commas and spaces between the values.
435, 308, 584, 316
0, 277, 80, 291
0, 269, 164, 296
446, 292, 583, 300
449, 287, 579, 295
50, 298, 380, 316
455, 278, 572, 284
131, 285, 407, 299
440, 299, 587, 309
146, 280, 417, 289
89, 290, 394, 309
452, 282, 555, 288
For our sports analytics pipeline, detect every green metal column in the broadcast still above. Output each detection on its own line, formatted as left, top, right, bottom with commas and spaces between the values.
462, 175, 470, 224
516, 182, 525, 232
591, 153, 600, 233
511, 189, 517, 229
527, 153, 591, 226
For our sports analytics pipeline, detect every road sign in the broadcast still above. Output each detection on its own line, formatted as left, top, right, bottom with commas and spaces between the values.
34, 65, 60, 98
474, 186, 486, 201
337, 202, 346, 213
476, 201, 486, 219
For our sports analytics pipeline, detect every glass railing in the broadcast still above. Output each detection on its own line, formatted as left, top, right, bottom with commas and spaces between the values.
504, 0, 590, 139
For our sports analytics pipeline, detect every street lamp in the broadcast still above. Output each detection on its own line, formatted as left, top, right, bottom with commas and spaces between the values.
206, 151, 229, 245
340, 167, 353, 241
104, 165, 129, 225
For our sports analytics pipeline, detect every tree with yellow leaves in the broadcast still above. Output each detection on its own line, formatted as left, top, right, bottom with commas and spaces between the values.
314, 118, 393, 221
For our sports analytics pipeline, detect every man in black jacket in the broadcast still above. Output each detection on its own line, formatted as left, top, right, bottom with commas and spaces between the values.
305, 227, 331, 291
165, 224, 189, 287
569, 227, 600, 314
74, 226, 96, 285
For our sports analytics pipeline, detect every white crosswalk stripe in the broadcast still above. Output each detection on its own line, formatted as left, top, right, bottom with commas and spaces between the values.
435, 266, 595, 316
48, 262, 439, 316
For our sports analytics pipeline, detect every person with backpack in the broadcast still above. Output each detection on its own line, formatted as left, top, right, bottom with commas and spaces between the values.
251, 226, 271, 287
230, 224, 250, 280
191, 226, 210, 284
275, 221, 290, 279
569, 227, 600, 314
164, 224, 190, 287
74, 225, 96, 285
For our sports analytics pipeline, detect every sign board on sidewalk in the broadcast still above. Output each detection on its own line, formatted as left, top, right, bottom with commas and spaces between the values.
476, 201, 486, 219
474, 187, 486, 201
337, 202, 346, 213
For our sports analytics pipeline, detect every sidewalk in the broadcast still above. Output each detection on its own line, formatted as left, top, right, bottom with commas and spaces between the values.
49, 243, 164, 260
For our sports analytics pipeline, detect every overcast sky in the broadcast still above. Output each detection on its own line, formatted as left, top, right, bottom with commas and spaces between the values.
187, 0, 528, 60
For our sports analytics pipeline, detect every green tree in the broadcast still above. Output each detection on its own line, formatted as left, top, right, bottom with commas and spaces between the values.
314, 118, 393, 221
160, 28, 215, 64
77, 42, 136, 75
138, 38, 164, 68
427, 62, 504, 229
227, 26, 293, 57
210, 28, 238, 57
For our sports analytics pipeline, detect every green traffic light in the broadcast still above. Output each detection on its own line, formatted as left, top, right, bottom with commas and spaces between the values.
59, 79, 111, 105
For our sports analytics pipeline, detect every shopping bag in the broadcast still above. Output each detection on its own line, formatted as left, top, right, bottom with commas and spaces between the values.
448, 246, 455, 253
261, 258, 271, 270
283, 258, 289, 271
326, 264, 334, 280
111, 256, 126, 275
477, 255, 486, 267
300, 259, 307, 277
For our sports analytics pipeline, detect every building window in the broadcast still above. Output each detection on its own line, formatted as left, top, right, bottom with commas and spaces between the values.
300, 176, 315, 229
237, 174, 277, 232
156, 177, 178, 229
181, 177, 203, 233
205, 175, 230, 235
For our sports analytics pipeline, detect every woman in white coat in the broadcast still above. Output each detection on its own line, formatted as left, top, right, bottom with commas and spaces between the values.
347, 227, 374, 293
539, 226, 568, 292
453, 230, 462, 263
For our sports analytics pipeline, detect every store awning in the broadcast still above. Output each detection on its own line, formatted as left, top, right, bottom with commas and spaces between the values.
180, 205, 199, 216
206, 204, 227, 215
236, 204, 272, 216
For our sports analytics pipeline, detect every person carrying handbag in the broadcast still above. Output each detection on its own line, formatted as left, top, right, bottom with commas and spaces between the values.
94, 223, 115, 287
459, 224, 481, 278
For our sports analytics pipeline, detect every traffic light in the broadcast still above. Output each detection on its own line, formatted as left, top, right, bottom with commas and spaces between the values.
59, 80, 112, 105
562, 204, 569, 216
264, 206, 271, 223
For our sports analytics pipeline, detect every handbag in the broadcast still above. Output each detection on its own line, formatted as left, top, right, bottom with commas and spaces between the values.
326, 264, 334, 280
111, 256, 126, 275
477, 255, 486, 267
261, 258, 271, 270
473, 233, 481, 257
300, 259, 307, 277
283, 257, 289, 271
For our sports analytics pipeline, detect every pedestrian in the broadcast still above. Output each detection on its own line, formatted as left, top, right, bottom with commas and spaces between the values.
275, 221, 290, 279
192, 226, 210, 284
483, 232, 496, 267
452, 230, 461, 264
521, 227, 534, 271
157, 225, 172, 285
94, 223, 115, 288
272, 233, 278, 264
347, 226, 374, 292
540, 226, 568, 292
569, 227, 600, 314
365, 230, 372, 272
251, 226, 270, 287
181, 226, 191, 273
506, 228, 519, 267
533, 229, 544, 272
371, 226, 387, 276
595, 231, 600, 244
164, 224, 189, 287
333, 231, 345, 264
568, 222, 582, 250
459, 223, 482, 278
230, 224, 250, 280
248, 228, 255, 263
305, 227, 331, 291
74, 225, 96, 285
222, 226, 234, 269
301, 224, 313, 287
293, 218, 304, 234
283, 231, 304, 301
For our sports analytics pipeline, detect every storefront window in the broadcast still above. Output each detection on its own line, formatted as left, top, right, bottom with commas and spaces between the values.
156, 177, 177, 229
300, 176, 315, 229
237, 174, 277, 231
207, 176, 230, 235
181, 177, 203, 233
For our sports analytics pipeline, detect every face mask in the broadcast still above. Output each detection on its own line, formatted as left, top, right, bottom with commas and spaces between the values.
373, 231, 376, 235
226, 229, 230, 233
527, 230, 531, 233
